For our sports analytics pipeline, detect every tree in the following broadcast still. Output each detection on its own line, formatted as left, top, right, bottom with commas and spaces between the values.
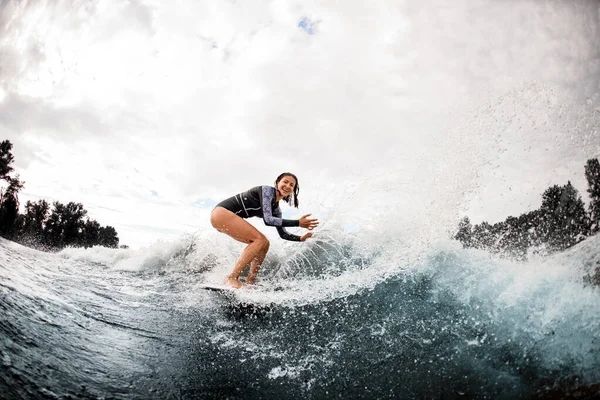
453, 159, 600, 262
0, 176, 25, 238
43, 201, 88, 248
585, 158, 600, 232
454, 216, 473, 247
517, 210, 542, 247
0, 140, 123, 250
538, 182, 588, 251
98, 226, 119, 248
81, 219, 101, 248
0, 140, 15, 180
471, 221, 495, 250
61, 202, 87, 246
43, 202, 65, 248
19, 200, 50, 240
0, 140, 24, 239
496, 216, 529, 260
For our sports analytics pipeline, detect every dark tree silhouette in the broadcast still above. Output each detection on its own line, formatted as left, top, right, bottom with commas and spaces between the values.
585, 158, 600, 233
471, 221, 495, 250
0, 140, 25, 239
20, 200, 50, 237
454, 217, 472, 247
62, 202, 87, 246
98, 226, 119, 248
538, 182, 588, 251
495, 216, 530, 260
0, 139, 122, 250
0, 140, 15, 179
44, 202, 87, 248
455, 169, 595, 260
0, 174, 24, 239
81, 219, 101, 248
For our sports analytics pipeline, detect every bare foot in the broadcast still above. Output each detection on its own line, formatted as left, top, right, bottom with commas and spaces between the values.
223, 277, 245, 289
246, 274, 258, 285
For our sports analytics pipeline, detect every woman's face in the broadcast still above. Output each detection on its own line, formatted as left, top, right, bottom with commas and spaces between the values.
277, 175, 296, 198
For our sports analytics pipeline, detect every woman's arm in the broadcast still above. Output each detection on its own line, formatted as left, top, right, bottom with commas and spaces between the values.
276, 226, 302, 241
261, 186, 299, 227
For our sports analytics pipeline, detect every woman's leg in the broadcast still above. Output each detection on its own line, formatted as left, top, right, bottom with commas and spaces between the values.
210, 207, 270, 288
247, 240, 270, 285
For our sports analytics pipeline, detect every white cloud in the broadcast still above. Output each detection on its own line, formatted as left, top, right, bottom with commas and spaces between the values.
1, 0, 599, 247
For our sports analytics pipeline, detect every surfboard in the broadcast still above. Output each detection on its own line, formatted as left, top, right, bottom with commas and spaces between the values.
199, 283, 284, 292
199, 283, 238, 293
200, 283, 276, 316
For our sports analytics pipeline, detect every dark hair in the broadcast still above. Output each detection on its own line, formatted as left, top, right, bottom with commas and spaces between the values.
275, 172, 300, 208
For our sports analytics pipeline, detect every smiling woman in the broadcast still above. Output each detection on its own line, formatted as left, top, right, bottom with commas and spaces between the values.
210, 172, 319, 288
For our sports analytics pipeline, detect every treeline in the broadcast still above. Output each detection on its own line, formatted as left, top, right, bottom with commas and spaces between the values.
0, 140, 120, 251
454, 158, 600, 260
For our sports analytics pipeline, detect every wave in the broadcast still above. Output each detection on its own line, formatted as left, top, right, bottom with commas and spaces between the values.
1, 225, 599, 398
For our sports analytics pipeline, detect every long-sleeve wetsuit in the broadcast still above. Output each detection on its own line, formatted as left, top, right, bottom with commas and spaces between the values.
215, 186, 301, 241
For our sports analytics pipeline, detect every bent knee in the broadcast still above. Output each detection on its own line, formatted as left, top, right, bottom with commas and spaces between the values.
252, 235, 269, 248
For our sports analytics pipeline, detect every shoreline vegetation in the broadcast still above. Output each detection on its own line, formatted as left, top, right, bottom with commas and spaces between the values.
0, 140, 123, 252
453, 157, 600, 285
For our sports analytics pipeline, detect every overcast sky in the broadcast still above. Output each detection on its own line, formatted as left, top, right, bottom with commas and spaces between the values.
1, 0, 599, 248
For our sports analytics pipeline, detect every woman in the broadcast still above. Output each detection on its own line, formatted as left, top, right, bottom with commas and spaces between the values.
210, 172, 319, 288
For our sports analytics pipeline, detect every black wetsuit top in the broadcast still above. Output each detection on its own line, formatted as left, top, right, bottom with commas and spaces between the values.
216, 186, 301, 241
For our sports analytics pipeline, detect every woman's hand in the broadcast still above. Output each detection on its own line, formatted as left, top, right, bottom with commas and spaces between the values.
300, 232, 313, 242
299, 214, 319, 230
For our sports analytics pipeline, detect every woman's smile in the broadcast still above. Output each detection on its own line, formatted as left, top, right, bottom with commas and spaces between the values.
277, 177, 296, 198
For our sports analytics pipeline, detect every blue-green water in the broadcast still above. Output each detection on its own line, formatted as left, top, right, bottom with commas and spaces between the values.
1, 234, 599, 399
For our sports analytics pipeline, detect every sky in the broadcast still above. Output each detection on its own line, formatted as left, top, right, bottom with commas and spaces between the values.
1, 0, 599, 248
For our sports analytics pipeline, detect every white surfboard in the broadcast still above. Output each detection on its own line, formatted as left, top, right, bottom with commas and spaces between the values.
200, 283, 274, 315
199, 283, 284, 293
199, 283, 239, 293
